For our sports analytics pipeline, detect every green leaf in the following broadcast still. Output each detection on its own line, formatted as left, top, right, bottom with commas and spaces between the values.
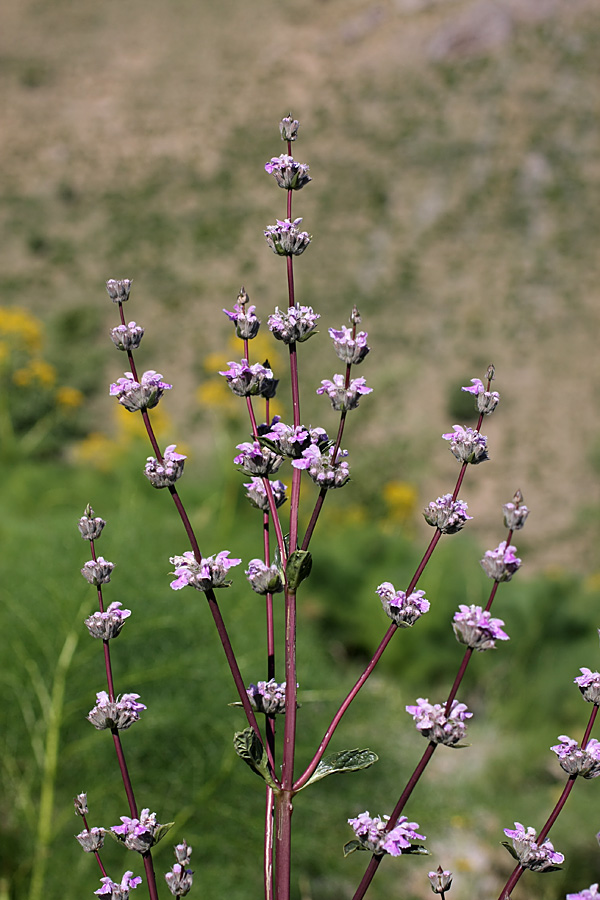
403, 843, 429, 856
153, 822, 174, 845
285, 550, 312, 592
233, 727, 278, 790
343, 839, 363, 857
302, 748, 378, 789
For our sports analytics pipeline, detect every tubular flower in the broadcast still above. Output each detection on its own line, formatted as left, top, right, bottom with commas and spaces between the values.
347, 811, 425, 857
317, 374, 372, 411
87, 691, 146, 731
105, 279, 132, 303
144, 445, 186, 488
76, 827, 105, 852
110, 322, 144, 351
268, 304, 320, 343
78, 506, 106, 541
567, 886, 600, 900
503, 822, 564, 871
376, 582, 430, 628
223, 288, 260, 339
461, 378, 500, 415
219, 359, 277, 399
234, 441, 284, 476
165, 842, 194, 897
442, 425, 489, 465
452, 604, 509, 651
169, 550, 241, 592
551, 736, 600, 778
328, 325, 370, 365
109, 370, 172, 412
243, 477, 287, 511
81, 557, 114, 586
423, 494, 472, 534
480, 541, 521, 582
405, 698, 472, 746
265, 155, 311, 190
575, 668, 600, 704
264, 218, 311, 256
292, 445, 350, 489
262, 420, 329, 459
112, 809, 162, 852
85, 601, 131, 640
247, 679, 287, 715
428, 867, 453, 894
95, 872, 142, 899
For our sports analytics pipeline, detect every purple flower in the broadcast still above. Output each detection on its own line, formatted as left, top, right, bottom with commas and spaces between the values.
264, 218, 311, 256
503, 822, 564, 871
575, 668, 600, 704
442, 425, 489, 465
78, 506, 106, 541
243, 477, 288, 511
347, 811, 425, 857
144, 444, 186, 489
503, 489, 530, 530
551, 736, 600, 778
317, 374, 372, 412
219, 359, 277, 398
423, 494, 472, 534
406, 698, 472, 746
428, 866, 453, 894
268, 304, 320, 343
246, 559, 284, 595
87, 691, 146, 731
110, 322, 144, 352
75, 827, 105, 852
81, 557, 114, 586
112, 808, 161, 852
247, 679, 287, 715
279, 115, 300, 142
109, 370, 172, 412
262, 421, 329, 459
328, 326, 370, 365
452, 604, 509, 651
169, 550, 241, 592
292, 445, 350, 489
223, 288, 260, 339
234, 441, 284, 476
480, 541, 521, 582
265, 155, 311, 190
461, 378, 500, 415
376, 582, 430, 628
165, 862, 194, 897
105, 279, 132, 304
95, 871, 142, 899
567, 885, 600, 900
85, 601, 131, 640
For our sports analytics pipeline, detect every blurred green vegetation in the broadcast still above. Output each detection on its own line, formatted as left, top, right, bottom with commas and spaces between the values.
2, 446, 600, 900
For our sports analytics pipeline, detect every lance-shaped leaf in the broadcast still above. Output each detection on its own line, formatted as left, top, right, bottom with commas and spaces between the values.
300, 748, 378, 790
343, 839, 429, 858
233, 727, 278, 790
285, 550, 312, 592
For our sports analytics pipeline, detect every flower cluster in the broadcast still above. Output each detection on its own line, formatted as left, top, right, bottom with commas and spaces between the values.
461, 377, 500, 415
262, 420, 329, 459
169, 550, 241, 592
81, 557, 115, 586
223, 288, 260, 340
405, 698, 472, 746
76, 827, 105, 852
347, 811, 425, 857
234, 441, 283, 476
480, 541, 521, 582
550, 736, 600, 778
247, 679, 287, 715
246, 559, 284, 595
452, 604, 509, 651
442, 425, 489, 465
165, 842, 194, 897
264, 218, 311, 256
567, 886, 600, 900
95, 872, 141, 899
84, 601, 131, 640
87, 691, 146, 731
574, 668, 600, 705
78, 507, 106, 541
144, 445, 186, 489
423, 494, 472, 534
279, 114, 299, 141
317, 374, 372, 412
503, 490, 530, 531
110, 370, 172, 412
112, 808, 162, 852
268, 304, 320, 343
503, 822, 564, 871
292, 445, 350, 489
110, 322, 145, 352
219, 359, 277, 398
328, 325, 370, 365
265, 155, 311, 190
376, 582, 430, 628
105, 279, 133, 304
243, 477, 287, 511
428, 867, 453, 894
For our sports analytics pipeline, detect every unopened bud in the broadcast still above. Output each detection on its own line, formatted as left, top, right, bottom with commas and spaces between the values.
279, 114, 300, 141
106, 279, 132, 303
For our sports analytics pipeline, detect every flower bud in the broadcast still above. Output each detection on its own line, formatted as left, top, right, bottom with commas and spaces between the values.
78, 506, 106, 541
81, 557, 114, 586
76, 827, 105, 852
74, 793, 88, 816
279, 114, 300, 141
110, 322, 145, 351
428, 866, 453, 894
502, 490, 529, 530
223, 289, 261, 340
106, 279, 132, 303
247, 679, 287, 715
